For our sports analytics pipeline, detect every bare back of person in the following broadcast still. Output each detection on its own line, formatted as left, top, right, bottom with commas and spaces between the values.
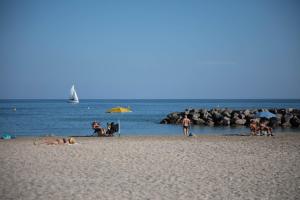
183, 118, 190, 127
182, 115, 191, 136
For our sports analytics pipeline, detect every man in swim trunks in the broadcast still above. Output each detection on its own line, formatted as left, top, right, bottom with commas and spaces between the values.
182, 115, 191, 136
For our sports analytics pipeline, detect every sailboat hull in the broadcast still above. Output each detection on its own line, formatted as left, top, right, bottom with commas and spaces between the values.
69, 99, 79, 104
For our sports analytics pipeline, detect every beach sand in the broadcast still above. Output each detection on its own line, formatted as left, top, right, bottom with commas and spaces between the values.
0, 134, 300, 200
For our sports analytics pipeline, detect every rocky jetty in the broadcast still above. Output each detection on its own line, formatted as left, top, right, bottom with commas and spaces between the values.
160, 108, 300, 128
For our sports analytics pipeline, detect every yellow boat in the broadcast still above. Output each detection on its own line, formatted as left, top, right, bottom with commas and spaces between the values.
106, 106, 132, 113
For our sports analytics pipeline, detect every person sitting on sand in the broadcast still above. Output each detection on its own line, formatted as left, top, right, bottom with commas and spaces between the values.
92, 121, 106, 136
106, 122, 119, 136
250, 119, 260, 136
259, 121, 274, 136
34, 137, 76, 145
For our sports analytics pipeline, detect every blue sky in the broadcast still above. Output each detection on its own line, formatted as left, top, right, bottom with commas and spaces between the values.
0, 0, 299, 99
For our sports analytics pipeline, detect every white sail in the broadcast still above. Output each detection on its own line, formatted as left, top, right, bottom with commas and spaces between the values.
69, 85, 79, 103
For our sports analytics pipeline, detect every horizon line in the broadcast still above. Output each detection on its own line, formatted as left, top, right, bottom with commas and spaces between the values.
1, 98, 300, 101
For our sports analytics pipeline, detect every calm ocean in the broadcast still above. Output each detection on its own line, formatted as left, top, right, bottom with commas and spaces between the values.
1, 99, 300, 137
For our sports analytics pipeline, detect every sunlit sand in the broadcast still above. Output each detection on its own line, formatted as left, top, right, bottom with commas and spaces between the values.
1, 134, 299, 200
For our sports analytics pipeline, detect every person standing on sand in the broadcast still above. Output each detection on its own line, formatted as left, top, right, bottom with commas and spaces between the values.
182, 115, 191, 136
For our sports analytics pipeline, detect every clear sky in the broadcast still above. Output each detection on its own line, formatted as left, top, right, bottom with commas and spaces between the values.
0, 0, 299, 99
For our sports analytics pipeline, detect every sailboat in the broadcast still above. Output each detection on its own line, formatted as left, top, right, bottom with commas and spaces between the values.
69, 85, 79, 103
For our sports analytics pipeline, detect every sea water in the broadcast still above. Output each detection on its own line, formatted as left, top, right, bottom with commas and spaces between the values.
0, 99, 300, 136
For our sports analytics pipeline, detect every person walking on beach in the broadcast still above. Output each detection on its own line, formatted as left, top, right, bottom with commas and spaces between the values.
182, 115, 191, 136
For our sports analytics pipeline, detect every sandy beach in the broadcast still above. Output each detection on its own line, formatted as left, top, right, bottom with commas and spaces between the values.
0, 134, 300, 200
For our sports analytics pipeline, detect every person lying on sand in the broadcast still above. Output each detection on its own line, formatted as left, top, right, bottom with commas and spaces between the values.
34, 137, 76, 145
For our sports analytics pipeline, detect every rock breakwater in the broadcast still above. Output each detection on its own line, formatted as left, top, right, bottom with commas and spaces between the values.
160, 108, 300, 127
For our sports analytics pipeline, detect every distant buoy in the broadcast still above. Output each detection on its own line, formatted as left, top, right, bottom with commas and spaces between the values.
13, 107, 17, 111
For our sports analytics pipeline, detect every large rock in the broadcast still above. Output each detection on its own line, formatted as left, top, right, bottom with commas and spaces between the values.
225, 108, 232, 113
192, 113, 200, 121
234, 119, 247, 125
277, 109, 286, 115
243, 109, 250, 116
269, 118, 279, 127
188, 109, 195, 114
276, 114, 282, 125
176, 117, 183, 124
206, 120, 214, 126
194, 109, 200, 113
283, 113, 293, 123
200, 109, 208, 115
248, 113, 256, 119
222, 111, 231, 118
222, 117, 231, 126
290, 116, 300, 127
212, 111, 223, 121
233, 112, 239, 118
167, 112, 180, 119
203, 112, 211, 120
193, 118, 206, 125
165, 112, 182, 124
291, 109, 300, 118
238, 113, 245, 119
